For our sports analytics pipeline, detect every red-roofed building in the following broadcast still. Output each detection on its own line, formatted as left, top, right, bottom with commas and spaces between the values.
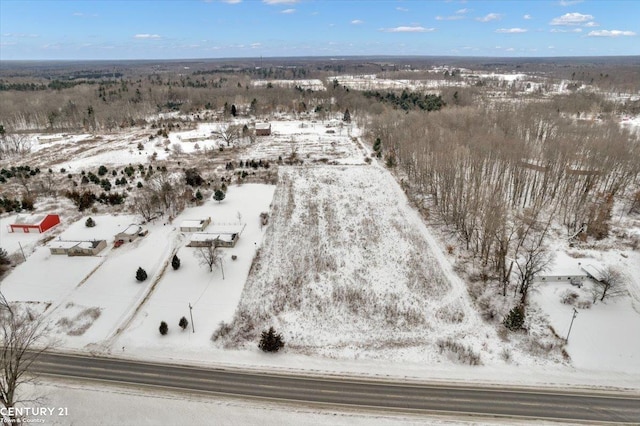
9, 214, 60, 233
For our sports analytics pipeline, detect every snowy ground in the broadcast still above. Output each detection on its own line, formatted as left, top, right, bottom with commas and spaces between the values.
242, 120, 367, 165
1, 115, 640, 401
214, 165, 570, 370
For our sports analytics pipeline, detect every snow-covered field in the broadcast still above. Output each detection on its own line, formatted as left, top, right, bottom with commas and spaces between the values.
1, 114, 640, 398
332, 74, 463, 91
242, 120, 367, 165
252, 79, 326, 91
214, 165, 570, 369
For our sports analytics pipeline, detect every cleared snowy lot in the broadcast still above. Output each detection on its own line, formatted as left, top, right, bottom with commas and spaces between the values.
215, 165, 562, 367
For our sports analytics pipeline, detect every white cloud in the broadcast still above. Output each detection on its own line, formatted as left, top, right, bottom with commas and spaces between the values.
396, 7, 409, 12
382, 26, 435, 33
523, 14, 532, 20
550, 12, 594, 25
281, 8, 295, 13
222, 0, 242, 3
134, 34, 161, 39
262, 0, 298, 4
588, 29, 636, 37
351, 19, 364, 25
584, 21, 599, 27
495, 28, 528, 34
550, 28, 582, 33
250, 43, 262, 48
436, 15, 464, 21
476, 13, 502, 22
559, 0, 583, 6
456, 8, 471, 14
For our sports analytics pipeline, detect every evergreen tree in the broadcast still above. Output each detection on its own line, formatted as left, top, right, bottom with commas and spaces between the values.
85, 217, 96, 227
0, 247, 11, 265
213, 189, 226, 203
230, 104, 237, 117
136, 267, 148, 282
159, 321, 168, 335
503, 305, 525, 331
171, 254, 181, 270
179, 316, 189, 330
343, 108, 351, 123
195, 190, 203, 201
373, 138, 382, 158
258, 326, 285, 352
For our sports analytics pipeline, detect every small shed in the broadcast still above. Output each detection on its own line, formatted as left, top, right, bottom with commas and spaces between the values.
180, 217, 211, 232
581, 264, 605, 282
115, 224, 142, 242
255, 123, 271, 136
10, 214, 60, 233
50, 240, 107, 256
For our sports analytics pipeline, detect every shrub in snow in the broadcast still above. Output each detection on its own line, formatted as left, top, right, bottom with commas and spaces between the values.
159, 321, 168, 335
436, 338, 481, 365
85, 217, 96, 228
179, 316, 189, 331
136, 267, 148, 282
560, 290, 579, 305
258, 327, 285, 353
171, 254, 181, 270
213, 189, 226, 203
503, 305, 525, 331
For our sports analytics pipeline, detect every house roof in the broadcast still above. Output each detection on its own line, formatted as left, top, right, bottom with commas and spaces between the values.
190, 232, 238, 243
13, 214, 48, 226
50, 240, 80, 250
118, 224, 141, 235
581, 264, 605, 282
181, 219, 207, 228
255, 123, 271, 130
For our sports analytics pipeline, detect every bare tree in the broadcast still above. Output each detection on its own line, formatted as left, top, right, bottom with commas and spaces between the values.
0, 133, 31, 160
594, 266, 629, 302
216, 124, 243, 147
1, 293, 51, 424
195, 245, 221, 272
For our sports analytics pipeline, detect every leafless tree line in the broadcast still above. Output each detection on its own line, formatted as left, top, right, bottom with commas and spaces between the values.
369, 103, 640, 299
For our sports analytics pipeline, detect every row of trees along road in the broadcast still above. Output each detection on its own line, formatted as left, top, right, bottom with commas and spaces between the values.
369, 103, 640, 303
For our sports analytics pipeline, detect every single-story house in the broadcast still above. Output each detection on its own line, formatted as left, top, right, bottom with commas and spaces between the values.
255, 123, 271, 136
115, 224, 143, 242
50, 240, 107, 256
180, 217, 211, 232
187, 224, 245, 248
9, 214, 60, 233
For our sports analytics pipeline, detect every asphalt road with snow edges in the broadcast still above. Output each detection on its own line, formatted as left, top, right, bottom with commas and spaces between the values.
31, 351, 640, 423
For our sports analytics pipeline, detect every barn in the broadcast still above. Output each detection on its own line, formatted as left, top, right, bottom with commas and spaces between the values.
255, 123, 271, 136
9, 214, 60, 233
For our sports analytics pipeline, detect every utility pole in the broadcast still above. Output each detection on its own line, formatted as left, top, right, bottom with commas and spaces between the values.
188, 303, 195, 333
219, 258, 225, 280
18, 241, 26, 262
565, 308, 578, 343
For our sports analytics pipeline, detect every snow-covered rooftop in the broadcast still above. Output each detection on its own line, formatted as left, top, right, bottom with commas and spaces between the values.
12, 214, 47, 225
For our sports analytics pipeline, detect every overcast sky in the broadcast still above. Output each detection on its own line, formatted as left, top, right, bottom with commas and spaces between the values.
1, 0, 638, 60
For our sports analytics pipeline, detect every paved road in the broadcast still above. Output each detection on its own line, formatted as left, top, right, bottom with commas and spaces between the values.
32, 351, 640, 423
